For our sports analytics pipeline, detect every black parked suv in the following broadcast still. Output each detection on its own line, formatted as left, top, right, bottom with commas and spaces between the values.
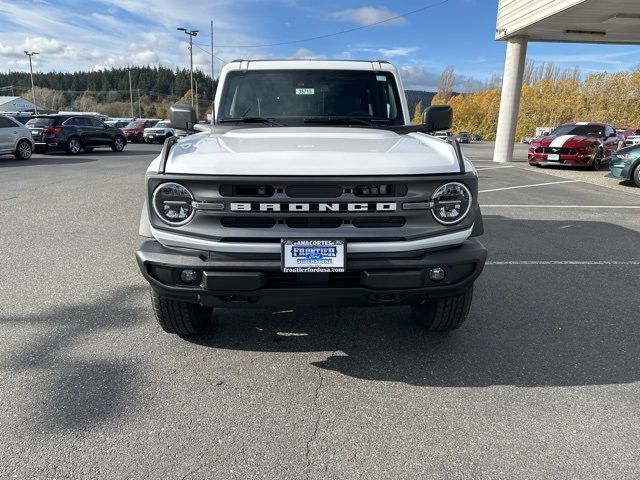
25, 115, 126, 154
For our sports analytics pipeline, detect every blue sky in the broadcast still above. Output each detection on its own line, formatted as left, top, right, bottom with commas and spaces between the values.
1, 0, 639, 91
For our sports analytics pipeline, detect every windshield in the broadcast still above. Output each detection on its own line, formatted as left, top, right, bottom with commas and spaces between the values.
552, 124, 605, 137
155, 121, 171, 128
126, 121, 144, 128
218, 69, 404, 125
26, 117, 55, 127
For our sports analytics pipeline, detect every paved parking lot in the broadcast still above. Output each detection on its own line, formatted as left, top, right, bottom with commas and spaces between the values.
1, 143, 639, 479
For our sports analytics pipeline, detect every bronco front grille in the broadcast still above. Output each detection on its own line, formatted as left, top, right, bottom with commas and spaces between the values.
147, 175, 478, 242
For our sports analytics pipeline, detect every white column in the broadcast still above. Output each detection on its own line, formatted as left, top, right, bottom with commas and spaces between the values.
494, 36, 528, 163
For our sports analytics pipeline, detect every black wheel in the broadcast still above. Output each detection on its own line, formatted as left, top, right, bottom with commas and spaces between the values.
411, 286, 473, 332
150, 290, 212, 335
65, 137, 82, 155
83, 147, 94, 152
14, 139, 32, 159
111, 136, 125, 152
592, 148, 603, 170
136, 132, 144, 143
633, 164, 640, 188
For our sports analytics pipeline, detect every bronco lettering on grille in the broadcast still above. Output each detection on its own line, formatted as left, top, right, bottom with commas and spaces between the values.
229, 202, 397, 212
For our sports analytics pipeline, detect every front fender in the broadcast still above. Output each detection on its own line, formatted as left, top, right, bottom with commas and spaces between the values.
139, 199, 153, 237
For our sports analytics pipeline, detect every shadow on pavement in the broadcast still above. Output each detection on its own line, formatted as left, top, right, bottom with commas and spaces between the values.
187, 217, 640, 388
0, 286, 145, 431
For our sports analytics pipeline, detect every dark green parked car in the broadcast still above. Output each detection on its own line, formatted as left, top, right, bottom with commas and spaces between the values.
610, 145, 640, 187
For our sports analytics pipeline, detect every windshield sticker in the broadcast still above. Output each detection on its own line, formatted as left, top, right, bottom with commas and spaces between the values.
296, 88, 315, 95
376, 75, 387, 81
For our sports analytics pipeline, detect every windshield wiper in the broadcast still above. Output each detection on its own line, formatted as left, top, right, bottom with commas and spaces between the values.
303, 116, 376, 126
218, 117, 283, 126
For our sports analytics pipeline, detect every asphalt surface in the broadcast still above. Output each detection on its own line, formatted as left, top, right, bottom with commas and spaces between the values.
1, 142, 639, 479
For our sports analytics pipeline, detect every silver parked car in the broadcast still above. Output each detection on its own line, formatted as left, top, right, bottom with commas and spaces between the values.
0, 115, 33, 159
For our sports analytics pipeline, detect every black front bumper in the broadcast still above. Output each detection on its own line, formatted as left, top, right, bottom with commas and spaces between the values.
136, 239, 487, 308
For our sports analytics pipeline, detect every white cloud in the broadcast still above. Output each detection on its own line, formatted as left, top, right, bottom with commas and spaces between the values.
398, 65, 441, 91
329, 6, 406, 27
292, 48, 325, 59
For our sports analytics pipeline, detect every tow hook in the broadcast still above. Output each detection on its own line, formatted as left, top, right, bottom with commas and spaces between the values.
369, 294, 402, 304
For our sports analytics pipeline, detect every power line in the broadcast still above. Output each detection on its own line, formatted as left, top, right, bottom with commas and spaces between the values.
192, 43, 228, 65
213, 1, 449, 48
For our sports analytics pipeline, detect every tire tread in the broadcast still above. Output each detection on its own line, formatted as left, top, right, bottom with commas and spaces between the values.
150, 290, 210, 335
412, 287, 473, 332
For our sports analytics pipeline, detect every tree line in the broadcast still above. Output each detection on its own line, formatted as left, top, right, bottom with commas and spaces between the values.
428, 62, 640, 140
0, 66, 217, 119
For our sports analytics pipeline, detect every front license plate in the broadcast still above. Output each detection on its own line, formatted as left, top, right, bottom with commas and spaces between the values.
282, 240, 345, 273
547, 153, 560, 161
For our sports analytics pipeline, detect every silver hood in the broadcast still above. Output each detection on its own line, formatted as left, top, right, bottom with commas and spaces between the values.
151, 127, 465, 176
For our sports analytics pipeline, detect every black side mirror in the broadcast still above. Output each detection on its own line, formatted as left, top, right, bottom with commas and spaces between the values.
170, 104, 197, 132
422, 105, 453, 132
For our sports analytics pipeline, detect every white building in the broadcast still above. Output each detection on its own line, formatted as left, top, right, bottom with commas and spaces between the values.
0, 96, 43, 113
495, 0, 640, 162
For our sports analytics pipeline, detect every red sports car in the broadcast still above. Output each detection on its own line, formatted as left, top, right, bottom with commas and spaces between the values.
528, 122, 621, 169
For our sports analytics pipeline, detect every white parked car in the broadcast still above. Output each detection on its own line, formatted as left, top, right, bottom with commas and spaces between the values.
0, 115, 33, 159
624, 135, 640, 146
143, 120, 176, 144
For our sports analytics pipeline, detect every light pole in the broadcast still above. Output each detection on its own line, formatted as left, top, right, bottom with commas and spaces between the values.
177, 27, 198, 107
128, 67, 134, 119
24, 51, 39, 114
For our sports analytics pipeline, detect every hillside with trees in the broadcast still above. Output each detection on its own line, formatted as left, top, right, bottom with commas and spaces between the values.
0, 66, 216, 119
428, 62, 640, 140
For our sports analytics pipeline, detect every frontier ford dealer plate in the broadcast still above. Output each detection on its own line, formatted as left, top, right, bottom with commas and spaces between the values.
282, 240, 345, 273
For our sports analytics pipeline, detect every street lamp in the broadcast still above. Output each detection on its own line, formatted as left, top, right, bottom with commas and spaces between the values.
177, 27, 198, 107
24, 51, 39, 114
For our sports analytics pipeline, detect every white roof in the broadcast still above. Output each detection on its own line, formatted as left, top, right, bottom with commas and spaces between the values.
0, 96, 42, 111
221, 59, 398, 74
497, 0, 640, 44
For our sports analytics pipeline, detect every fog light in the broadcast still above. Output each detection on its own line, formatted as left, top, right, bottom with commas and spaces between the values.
428, 267, 446, 282
180, 269, 198, 284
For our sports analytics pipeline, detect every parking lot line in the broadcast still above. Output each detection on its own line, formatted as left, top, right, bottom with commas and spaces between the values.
481, 205, 640, 209
475, 165, 516, 171
487, 261, 640, 265
479, 180, 581, 193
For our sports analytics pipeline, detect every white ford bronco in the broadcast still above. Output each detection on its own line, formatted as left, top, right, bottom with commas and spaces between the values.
136, 60, 486, 335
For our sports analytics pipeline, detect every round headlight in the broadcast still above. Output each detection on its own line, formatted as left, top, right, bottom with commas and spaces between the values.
152, 182, 195, 225
431, 182, 472, 225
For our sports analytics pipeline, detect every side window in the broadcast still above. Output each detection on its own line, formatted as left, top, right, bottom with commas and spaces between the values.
88, 117, 104, 128
65, 117, 79, 126
0, 117, 15, 128
606, 125, 615, 137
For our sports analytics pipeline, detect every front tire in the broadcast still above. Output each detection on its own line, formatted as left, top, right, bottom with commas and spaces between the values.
411, 286, 473, 332
65, 137, 82, 155
14, 139, 32, 159
633, 164, 640, 187
150, 290, 212, 335
136, 133, 144, 143
592, 148, 603, 170
111, 136, 125, 152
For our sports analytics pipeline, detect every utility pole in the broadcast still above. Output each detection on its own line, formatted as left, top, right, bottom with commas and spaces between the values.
195, 81, 199, 119
211, 20, 216, 124
177, 27, 199, 107
138, 88, 141, 118
24, 51, 39, 114
128, 68, 134, 119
